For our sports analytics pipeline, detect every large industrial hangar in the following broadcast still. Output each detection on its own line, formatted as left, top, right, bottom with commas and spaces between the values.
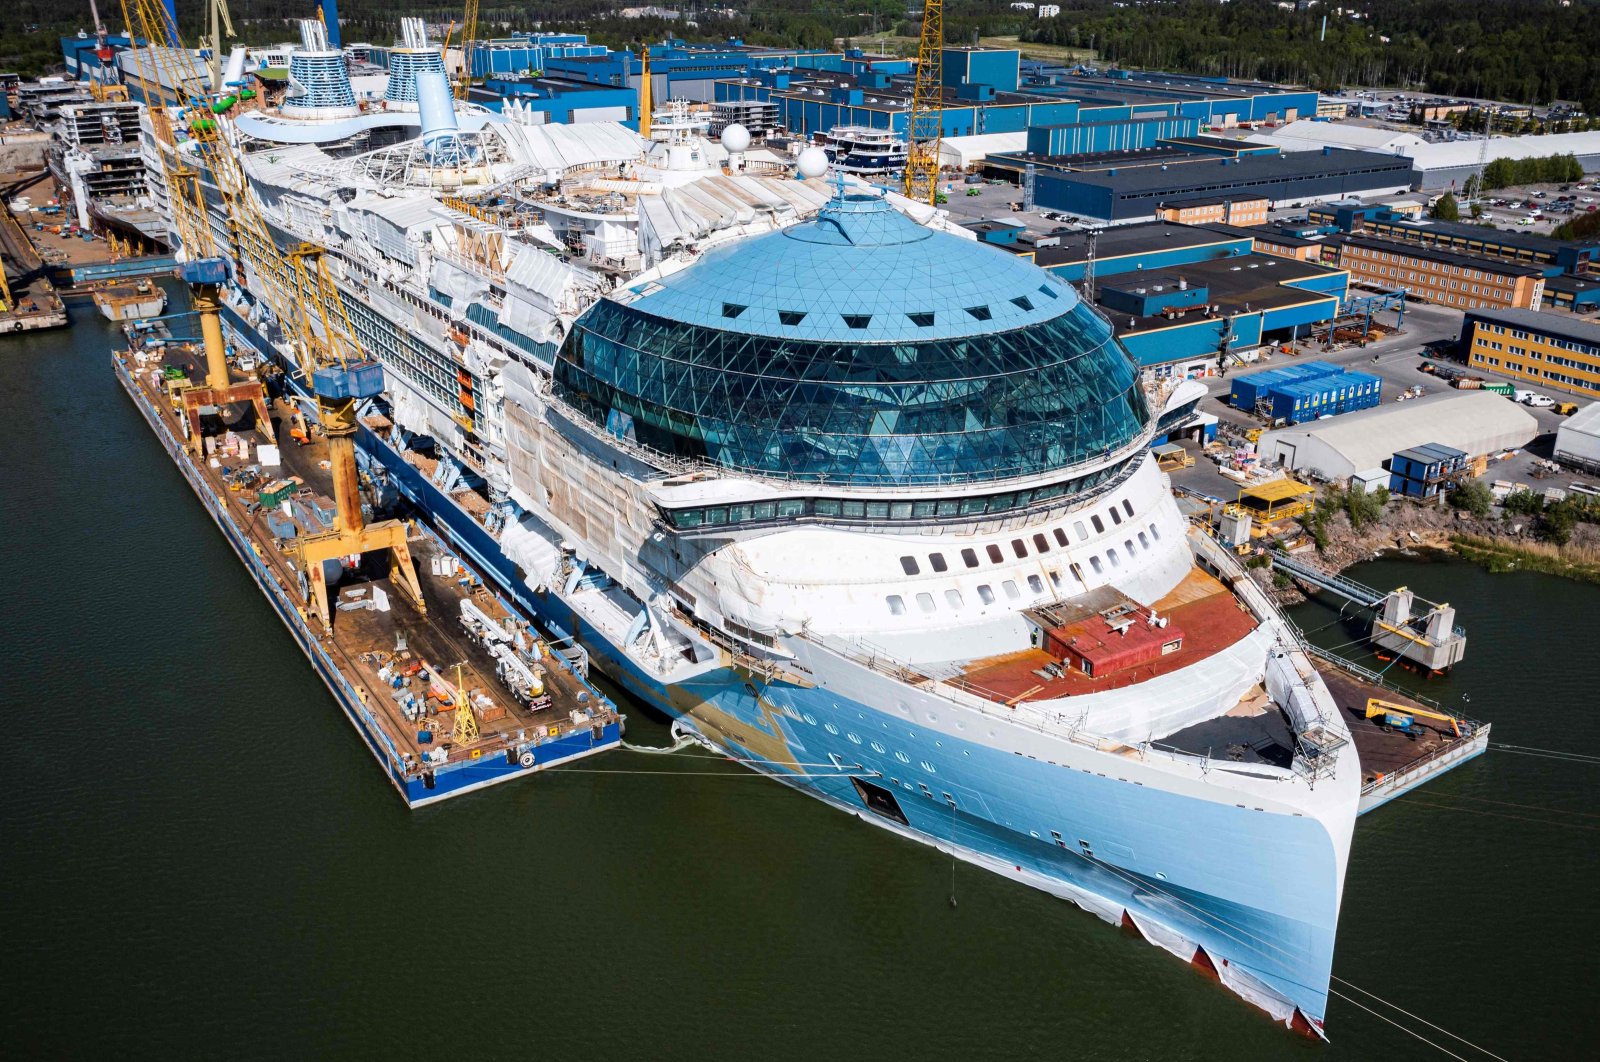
1255, 391, 1539, 480
1023, 149, 1415, 224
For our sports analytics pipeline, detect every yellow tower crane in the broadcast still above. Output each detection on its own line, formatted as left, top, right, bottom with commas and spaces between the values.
455, 0, 480, 101
121, 0, 428, 634
902, 0, 944, 206
121, 0, 271, 450
638, 44, 653, 140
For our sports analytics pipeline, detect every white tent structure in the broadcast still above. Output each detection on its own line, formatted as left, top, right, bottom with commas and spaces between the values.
938, 132, 1028, 169
1555, 401, 1600, 472
1250, 120, 1424, 155
1256, 391, 1539, 480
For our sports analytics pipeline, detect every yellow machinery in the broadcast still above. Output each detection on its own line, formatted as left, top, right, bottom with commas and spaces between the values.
121, 0, 272, 451
455, 0, 480, 101
1365, 697, 1464, 738
1153, 442, 1194, 472
1229, 478, 1316, 526
902, 0, 943, 206
451, 664, 480, 746
638, 44, 653, 140
120, 0, 428, 634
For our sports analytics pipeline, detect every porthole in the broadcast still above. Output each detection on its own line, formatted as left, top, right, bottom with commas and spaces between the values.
1149, 522, 1161, 541
945, 589, 964, 609
848, 733, 862, 744
1002, 579, 1020, 600
920, 761, 936, 774
895, 751, 911, 764
900, 555, 920, 576
987, 544, 1004, 563
1027, 574, 1044, 594
886, 594, 906, 615
871, 741, 886, 754
977, 584, 996, 605
1074, 520, 1088, 538
1033, 532, 1050, 553
1108, 548, 1121, 568
916, 592, 936, 614
960, 547, 979, 568
1138, 531, 1150, 549
1053, 528, 1069, 547
1123, 499, 1135, 518
929, 553, 949, 573
1089, 556, 1104, 574
1091, 515, 1104, 534
824, 723, 839, 735
1110, 507, 1122, 526
802, 713, 817, 725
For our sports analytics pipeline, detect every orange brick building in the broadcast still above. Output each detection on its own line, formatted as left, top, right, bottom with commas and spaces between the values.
1330, 236, 1545, 310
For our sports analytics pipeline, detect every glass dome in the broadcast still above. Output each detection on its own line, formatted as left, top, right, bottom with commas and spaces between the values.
554, 193, 1149, 487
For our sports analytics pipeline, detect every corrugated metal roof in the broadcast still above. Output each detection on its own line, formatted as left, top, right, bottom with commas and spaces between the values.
1260, 390, 1538, 473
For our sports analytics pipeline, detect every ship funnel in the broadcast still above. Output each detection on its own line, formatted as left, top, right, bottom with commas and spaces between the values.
417, 69, 459, 142
223, 47, 248, 86
282, 18, 359, 118
415, 69, 475, 165
384, 17, 447, 109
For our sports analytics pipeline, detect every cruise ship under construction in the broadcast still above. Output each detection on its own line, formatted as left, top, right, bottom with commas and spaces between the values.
115, 13, 1492, 1035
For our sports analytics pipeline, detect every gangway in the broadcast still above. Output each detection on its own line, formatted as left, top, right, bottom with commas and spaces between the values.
1270, 549, 1467, 671
1270, 549, 1385, 608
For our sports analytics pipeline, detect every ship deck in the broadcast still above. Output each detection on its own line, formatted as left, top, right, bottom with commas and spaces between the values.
116, 339, 617, 785
950, 567, 1259, 704
1312, 658, 1486, 793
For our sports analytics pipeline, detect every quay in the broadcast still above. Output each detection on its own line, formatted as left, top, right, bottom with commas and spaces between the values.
112, 328, 622, 806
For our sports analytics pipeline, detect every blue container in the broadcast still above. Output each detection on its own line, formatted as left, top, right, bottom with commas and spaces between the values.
416, 729, 434, 744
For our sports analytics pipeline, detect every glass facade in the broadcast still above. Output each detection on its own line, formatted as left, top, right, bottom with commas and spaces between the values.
554, 297, 1149, 487
658, 453, 1139, 532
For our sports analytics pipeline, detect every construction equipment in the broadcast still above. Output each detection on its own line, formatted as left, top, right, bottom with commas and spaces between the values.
120, 0, 428, 634
121, 0, 272, 452
902, 0, 943, 206
1365, 697, 1465, 739
455, 0, 479, 101
637, 43, 653, 140
451, 663, 480, 746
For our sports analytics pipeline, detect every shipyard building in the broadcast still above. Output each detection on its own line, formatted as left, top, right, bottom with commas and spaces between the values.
1460, 308, 1600, 398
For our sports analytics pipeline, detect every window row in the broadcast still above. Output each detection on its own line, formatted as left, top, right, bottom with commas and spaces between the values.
898, 497, 1141, 576
885, 522, 1162, 616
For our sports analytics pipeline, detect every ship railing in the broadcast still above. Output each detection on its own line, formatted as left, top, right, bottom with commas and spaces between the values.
1295, 634, 1485, 732
1359, 720, 1491, 797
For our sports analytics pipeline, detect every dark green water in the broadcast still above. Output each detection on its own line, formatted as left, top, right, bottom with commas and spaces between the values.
3, 304, 1596, 1060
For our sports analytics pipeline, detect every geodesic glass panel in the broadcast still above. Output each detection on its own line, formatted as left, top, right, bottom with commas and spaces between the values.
554, 296, 1149, 487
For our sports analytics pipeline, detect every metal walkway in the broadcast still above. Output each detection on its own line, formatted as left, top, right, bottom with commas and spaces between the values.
1269, 550, 1385, 609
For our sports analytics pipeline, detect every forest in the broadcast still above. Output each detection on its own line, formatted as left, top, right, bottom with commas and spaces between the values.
6, 0, 1600, 117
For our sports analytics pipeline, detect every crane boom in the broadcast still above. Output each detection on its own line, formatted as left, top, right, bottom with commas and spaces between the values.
902, 0, 944, 206
120, 0, 428, 632
455, 0, 480, 101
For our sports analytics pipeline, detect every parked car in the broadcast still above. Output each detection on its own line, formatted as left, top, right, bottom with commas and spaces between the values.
1522, 394, 1556, 408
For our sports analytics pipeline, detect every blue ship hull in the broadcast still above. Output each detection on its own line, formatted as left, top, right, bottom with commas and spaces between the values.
221, 307, 1341, 1030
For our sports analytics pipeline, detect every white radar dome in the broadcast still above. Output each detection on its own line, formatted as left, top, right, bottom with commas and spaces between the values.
796, 146, 829, 179
719, 123, 751, 153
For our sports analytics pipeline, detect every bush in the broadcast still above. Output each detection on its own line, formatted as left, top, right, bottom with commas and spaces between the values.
1431, 193, 1460, 221
1447, 479, 1494, 518
1501, 487, 1545, 517
1539, 502, 1579, 545
1343, 484, 1388, 529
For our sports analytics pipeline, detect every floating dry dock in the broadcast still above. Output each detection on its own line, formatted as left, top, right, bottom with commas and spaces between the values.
113, 338, 621, 807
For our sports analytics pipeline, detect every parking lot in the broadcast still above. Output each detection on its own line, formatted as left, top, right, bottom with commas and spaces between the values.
1166, 298, 1590, 500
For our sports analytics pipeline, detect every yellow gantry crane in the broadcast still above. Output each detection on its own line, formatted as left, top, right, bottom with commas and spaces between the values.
902, 0, 944, 206
455, 0, 480, 101
121, 0, 272, 448
120, 0, 428, 634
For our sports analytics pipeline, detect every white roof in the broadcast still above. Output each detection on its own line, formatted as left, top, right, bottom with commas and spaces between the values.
1404, 130, 1600, 171
938, 132, 1028, 168
1258, 391, 1539, 476
497, 120, 645, 173
1555, 401, 1600, 463
1252, 119, 1424, 154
